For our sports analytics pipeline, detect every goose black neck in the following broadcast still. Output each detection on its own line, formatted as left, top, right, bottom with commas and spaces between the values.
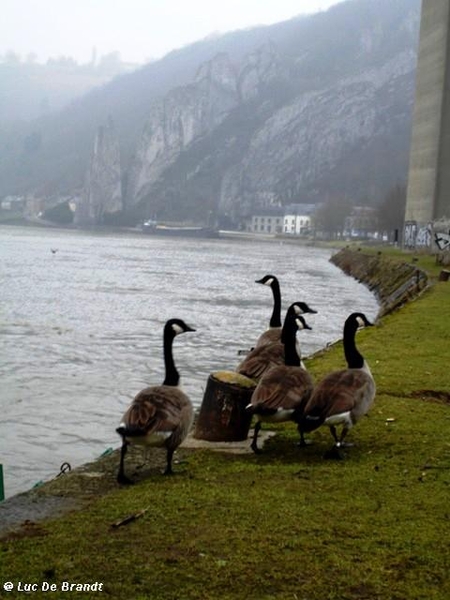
281, 318, 300, 367
269, 279, 282, 328
343, 318, 364, 369
162, 326, 180, 386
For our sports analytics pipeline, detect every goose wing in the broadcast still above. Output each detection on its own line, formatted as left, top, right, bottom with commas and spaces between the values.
255, 328, 281, 348
236, 342, 285, 380
121, 386, 192, 435
251, 366, 314, 410
304, 369, 374, 420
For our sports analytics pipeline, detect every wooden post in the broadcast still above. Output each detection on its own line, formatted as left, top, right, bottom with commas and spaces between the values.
194, 371, 256, 442
438, 269, 450, 281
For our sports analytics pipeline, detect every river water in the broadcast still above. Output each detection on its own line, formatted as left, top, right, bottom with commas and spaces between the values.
0, 225, 378, 498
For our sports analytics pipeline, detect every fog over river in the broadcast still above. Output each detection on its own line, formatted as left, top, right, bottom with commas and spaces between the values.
0, 226, 379, 497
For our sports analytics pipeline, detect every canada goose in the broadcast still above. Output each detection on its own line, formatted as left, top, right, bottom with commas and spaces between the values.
247, 313, 314, 453
116, 318, 195, 484
297, 312, 375, 458
255, 275, 317, 347
254, 274, 282, 347
237, 301, 313, 381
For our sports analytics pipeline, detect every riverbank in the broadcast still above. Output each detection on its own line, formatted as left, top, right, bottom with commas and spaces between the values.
1, 247, 449, 600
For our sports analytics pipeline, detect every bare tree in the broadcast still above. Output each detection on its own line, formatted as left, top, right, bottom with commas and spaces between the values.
315, 196, 352, 239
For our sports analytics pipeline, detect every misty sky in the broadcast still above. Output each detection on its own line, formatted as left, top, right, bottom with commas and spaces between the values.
1, 0, 343, 65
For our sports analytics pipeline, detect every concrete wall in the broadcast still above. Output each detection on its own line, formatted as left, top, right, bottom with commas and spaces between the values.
405, 0, 450, 248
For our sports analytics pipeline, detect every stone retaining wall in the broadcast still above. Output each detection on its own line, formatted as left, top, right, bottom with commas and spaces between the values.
330, 248, 429, 317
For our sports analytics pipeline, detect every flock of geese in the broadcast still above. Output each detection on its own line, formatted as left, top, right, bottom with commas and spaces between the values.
116, 275, 376, 484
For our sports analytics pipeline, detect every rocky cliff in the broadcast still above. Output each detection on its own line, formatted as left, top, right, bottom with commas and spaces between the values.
0, 0, 422, 226
123, 0, 420, 224
74, 118, 122, 226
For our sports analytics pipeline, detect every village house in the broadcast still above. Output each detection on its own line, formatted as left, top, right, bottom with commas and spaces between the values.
283, 203, 316, 235
249, 207, 284, 234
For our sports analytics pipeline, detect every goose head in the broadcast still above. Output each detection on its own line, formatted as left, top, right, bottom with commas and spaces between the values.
165, 318, 196, 337
347, 312, 373, 330
281, 310, 312, 344
292, 301, 317, 315
255, 274, 278, 287
295, 315, 312, 331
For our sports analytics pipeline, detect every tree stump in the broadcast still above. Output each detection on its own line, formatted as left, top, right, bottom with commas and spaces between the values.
439, 269, 450, 282
194, 371, 256, 442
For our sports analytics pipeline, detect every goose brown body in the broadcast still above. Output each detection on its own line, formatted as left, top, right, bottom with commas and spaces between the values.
237, 300, 316, 381
116, 318, 195, 484
236, 341, 285, 380
246, 309, 313, 453
298, 312, 375, 457
119, 386, 193, 452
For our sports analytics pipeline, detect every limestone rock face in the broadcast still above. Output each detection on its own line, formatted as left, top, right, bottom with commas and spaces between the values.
121, 1, 420, 224
125, 53, 241, 210
75, 118, 122, 226
219, 49, 417, 217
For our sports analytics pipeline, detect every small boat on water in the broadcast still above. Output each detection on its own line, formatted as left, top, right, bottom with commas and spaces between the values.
141, 220, 219, 238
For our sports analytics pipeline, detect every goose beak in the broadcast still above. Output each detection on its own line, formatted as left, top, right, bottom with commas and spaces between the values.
185, 325, 196, 332
255, 278, 264, 284
308, 308, 318, 314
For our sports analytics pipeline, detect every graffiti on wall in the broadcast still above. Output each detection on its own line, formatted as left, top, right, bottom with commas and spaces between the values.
404, 221, 417, 248
435, 230, 450, 251
404, 221, 434, 248
416, 223, 433, 247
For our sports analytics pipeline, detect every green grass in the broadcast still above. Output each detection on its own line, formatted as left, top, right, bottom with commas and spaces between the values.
1, 252, 450, 600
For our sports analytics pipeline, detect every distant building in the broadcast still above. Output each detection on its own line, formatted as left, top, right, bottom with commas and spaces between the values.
0, 195, 25, 211
250, 207, 284, 234
283, 204, 316, 235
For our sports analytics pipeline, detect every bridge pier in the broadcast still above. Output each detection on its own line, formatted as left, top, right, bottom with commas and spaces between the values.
405, 0, 450, 253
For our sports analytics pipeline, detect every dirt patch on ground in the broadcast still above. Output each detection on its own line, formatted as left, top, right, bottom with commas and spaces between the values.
409, 390, 450, 404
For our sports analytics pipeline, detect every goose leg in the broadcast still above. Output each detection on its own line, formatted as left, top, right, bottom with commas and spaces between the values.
330, 425, 339, 445
251, 421, 262, 454
164, 448, 175, 475
117, 441, 133, 485
322, 425, 344, 460
297, 426, 311, 447
338, 425, 354, 447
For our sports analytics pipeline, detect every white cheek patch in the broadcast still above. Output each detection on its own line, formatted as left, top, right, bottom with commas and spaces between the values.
265, 277, 274, 286
356, 316, 365, 328
295, 318, 304, 329
172, 323, 184, 335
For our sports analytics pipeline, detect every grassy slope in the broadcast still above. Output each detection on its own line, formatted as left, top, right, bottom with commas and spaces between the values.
1, 251, 449, 600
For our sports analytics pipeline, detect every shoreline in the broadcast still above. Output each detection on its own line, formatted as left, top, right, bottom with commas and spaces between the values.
0, 218, 379, 248
0, 246, 428, 536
